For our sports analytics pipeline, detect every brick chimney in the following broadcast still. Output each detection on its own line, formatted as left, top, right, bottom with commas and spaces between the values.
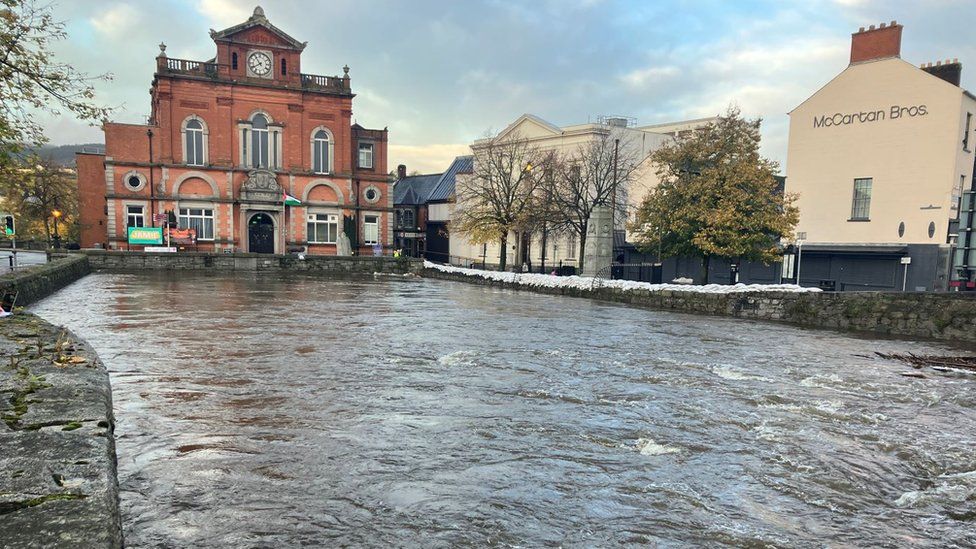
921, 59, 962, 87
396, 164, 407, 180
850, 21, 902, 64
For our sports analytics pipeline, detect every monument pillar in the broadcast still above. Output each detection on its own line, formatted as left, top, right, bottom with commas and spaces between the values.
582, 204, 613, 278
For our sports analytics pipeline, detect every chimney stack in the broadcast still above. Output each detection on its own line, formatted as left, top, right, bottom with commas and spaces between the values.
922, 59, 963, 87
397, 164, 407, 180
850, 20, 902, 64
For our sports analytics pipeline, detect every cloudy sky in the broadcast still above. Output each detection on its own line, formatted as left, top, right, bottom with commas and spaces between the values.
41, 0, 976, 173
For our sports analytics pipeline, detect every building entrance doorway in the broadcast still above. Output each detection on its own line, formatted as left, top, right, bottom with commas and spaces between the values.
248, 213, 275, 254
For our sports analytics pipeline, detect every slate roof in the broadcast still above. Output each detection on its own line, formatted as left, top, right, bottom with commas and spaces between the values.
393, 174, 442, 206
427, 155, 473, 202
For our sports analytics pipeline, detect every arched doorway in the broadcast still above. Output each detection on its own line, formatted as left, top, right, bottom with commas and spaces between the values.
248, 213, 275, 254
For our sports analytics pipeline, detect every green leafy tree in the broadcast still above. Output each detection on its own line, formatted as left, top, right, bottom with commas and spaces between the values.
0, 0, 112, 166
0, 154, 78, 242
630, 106, 798, 283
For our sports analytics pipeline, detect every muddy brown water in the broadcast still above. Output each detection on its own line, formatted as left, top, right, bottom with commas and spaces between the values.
32, 272, 976, 547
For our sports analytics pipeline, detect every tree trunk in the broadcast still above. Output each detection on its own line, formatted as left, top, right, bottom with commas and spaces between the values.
701, 255, 711, 285
578, 230, 587, 273
499, 234, 508, 271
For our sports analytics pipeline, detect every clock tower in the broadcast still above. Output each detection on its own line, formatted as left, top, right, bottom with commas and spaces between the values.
77, 6, 391, 256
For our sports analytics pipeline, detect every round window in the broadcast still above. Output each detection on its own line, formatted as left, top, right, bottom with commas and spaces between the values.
897, 221, 905, 238
125, 173, 145, 191
364, 186, 380, 203
928, 221, 936, 238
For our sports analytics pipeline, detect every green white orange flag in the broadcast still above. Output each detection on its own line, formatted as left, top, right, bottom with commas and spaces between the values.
283, 191, 301, 206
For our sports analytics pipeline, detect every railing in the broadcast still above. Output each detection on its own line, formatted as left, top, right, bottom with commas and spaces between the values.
301, 73, 349, 93
160, 57, 218, 78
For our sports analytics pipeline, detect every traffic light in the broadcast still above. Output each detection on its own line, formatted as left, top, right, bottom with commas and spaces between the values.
2, 215, 13, 237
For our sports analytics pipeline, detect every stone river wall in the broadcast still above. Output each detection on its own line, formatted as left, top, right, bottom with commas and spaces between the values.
52, 250, 423, 275
0, 254, 91, 307
423, 268, 976, 343
0, 314, 122, 548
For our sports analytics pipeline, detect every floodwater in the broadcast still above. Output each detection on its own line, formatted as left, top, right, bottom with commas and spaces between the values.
32, 272, 976, 547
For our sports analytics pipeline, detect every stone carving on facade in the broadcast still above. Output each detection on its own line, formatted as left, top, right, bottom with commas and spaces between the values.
240, 169, 283, 203
336, 231, 352, 256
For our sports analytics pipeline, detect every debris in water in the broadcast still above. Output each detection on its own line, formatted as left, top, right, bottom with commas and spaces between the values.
876, 352, 976, 374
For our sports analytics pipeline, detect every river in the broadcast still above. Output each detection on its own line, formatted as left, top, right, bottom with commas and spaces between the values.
32, 272, 976, 547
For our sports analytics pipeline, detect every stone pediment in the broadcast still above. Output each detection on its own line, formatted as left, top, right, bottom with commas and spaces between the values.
210, 7, 307, 51
240, 169, 282, 202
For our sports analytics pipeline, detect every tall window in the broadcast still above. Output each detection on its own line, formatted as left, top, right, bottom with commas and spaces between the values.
185, 119, 205, 166
850, 178, 872, 220
364, 215, 379, 245
251, 114, 270, 169
965, 112, 973, 151
566, 234, 577, 259
232, 52, 238, 70
281, 58, 287, 76
402, 208, 415, 228
307, 213, 338, 244
313, 130, 331, 173
178, 207, 214, 240
358, 142, 374, 169
126, 205, 145, 228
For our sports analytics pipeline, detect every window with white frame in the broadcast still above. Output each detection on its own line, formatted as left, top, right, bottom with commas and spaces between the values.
358, 142, 374, 169
566, 234, 577, 259
307, 212, 338, 244
178, 207, 214, 240
363, 214, 379, 245
126, 205, 145, 228
312, 129, 331, 174
184, 118, 205, 166
251, 114, 270, 169
402, 208, 414, 228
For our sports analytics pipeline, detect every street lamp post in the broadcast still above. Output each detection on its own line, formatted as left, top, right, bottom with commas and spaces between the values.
51, 209, 62, 249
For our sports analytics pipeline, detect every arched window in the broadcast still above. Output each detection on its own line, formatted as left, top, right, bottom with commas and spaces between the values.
251, 114, 269, 168
281, 58, 287, 76
232, 52, 238, 70
185, 119, 205, 166
312, 129, 331, 174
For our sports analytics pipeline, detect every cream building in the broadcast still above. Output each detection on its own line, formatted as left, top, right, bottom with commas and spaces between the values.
447, 114, 716, 271
785, 21, 976, 291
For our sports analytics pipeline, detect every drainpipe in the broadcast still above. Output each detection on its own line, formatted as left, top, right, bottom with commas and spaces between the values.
147, 128, 155, 227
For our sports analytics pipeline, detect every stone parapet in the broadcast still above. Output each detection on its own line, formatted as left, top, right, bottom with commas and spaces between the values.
51, 250, 423, 275
0, 314, 122, 548
0, 255, 92, 307
423, 268, 976, 343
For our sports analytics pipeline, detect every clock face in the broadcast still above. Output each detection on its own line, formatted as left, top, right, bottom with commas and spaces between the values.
247, 51, 272, 76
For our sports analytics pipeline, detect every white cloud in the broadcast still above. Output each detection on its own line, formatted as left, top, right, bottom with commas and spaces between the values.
620, 65, 680, 89
89, 4, 140, 39
195, 0, 250, 28
389, 143, 471, 175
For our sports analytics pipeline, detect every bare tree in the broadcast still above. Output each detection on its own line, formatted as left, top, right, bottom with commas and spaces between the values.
550, 130, 646, 271
452, 133, 551, 271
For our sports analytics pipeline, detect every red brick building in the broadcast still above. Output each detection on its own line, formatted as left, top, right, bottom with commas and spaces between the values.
77, 6, 390, 254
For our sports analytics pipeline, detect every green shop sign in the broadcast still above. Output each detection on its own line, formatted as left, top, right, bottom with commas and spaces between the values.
127, 226, 163, 245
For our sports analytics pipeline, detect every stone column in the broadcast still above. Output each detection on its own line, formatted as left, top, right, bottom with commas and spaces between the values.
582, 204, 613, 278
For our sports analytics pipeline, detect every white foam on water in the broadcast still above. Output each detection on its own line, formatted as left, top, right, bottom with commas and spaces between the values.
712, 364, 767, 382
437, 350, 478, 367
635, 438, 681, 456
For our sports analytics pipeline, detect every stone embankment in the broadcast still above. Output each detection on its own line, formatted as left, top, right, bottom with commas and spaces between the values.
52, 250, 423, 275
423, 263, 976, 343
0, 314, 122, 548
0, 255, 91, 307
